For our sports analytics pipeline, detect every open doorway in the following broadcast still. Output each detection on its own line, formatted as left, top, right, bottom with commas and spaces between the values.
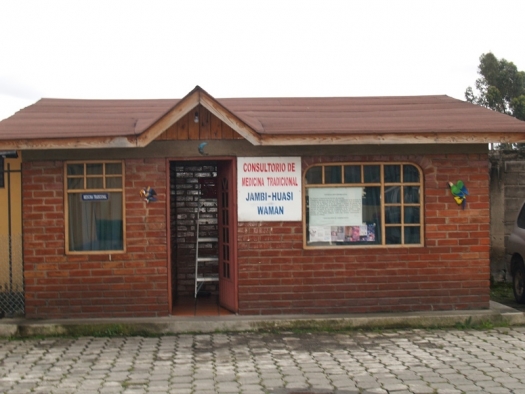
169, 159, 237, 316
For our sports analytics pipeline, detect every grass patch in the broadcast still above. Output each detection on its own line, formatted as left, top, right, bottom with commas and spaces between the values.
11, 323, 168, 339
490, 281, 514, 303
66, 324, 159, 337
251, 317, 511, 334
453, 317, 508, 330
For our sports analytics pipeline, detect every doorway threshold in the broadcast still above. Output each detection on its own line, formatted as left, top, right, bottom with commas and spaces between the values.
172, 295, 233, 317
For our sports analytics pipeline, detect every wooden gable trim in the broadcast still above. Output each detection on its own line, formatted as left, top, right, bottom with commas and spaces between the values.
199, 92, 261, 145
135, 89, 201, 147
136, 86, 262, 147
155, 106, 245, 142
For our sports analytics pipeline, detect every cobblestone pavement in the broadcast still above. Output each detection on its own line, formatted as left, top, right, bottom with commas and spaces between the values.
1, 327, 525, 394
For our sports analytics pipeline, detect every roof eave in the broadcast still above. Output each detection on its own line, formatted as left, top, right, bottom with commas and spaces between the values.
257, 132, 525, 146
2, 131, 524, 151
0, 136, 138, 151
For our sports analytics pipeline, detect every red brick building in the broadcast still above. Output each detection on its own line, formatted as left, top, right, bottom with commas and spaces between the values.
1, 86, 525, 319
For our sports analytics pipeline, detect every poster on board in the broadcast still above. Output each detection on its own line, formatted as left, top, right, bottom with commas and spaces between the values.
308, 224, 376, 243
237, 157, 301, 221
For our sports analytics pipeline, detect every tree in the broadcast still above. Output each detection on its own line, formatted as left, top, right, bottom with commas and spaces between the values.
466, 53, 525, 118
466, 53, 525, 149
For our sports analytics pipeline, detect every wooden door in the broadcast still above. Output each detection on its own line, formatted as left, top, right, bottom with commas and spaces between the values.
217, 159, 238, 312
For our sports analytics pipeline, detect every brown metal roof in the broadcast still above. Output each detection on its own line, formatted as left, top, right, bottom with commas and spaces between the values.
0, 98, 180, 140
225, 95, 525, 134
1, 86, 525, 149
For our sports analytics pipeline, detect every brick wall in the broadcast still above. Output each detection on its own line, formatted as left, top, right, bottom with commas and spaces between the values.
22, 153, 490, 318
237, 153, 490, 314
23, 159, 169, 319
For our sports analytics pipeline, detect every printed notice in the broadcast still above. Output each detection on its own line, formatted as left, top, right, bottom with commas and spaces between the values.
308, 187, 362, 226
238, 157, 301, 221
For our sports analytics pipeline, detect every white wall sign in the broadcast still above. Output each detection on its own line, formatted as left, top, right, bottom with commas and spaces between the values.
237, 157, 302, 221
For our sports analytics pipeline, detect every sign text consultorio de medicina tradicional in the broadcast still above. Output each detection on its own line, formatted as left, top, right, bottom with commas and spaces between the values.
237, 157, 301, 221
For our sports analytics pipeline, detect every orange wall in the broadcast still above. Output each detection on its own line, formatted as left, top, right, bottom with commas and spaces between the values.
0, 154, 22, 234
0, 153, 23, 290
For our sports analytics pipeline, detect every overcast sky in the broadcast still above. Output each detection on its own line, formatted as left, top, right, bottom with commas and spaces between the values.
1, 1, 524, 121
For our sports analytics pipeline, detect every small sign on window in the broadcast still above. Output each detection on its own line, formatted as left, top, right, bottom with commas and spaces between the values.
82, 193, 109, 201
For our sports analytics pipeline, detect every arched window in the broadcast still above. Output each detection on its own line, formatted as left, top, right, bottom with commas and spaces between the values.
304, 163, 423, 248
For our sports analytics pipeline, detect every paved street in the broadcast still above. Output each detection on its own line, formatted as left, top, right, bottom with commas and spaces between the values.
1, 327, 525, 394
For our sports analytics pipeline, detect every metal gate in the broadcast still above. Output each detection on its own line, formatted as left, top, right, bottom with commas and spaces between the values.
0, 161, 24, 316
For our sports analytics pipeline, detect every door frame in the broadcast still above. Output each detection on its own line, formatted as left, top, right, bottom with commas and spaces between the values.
166, 156, 238, 314
217, 158, 239, 312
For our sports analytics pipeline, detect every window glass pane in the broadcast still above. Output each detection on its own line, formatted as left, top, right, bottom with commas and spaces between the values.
363, 165, 380, 183
86, 163, 103, 175
363, 186, 381, 244
384, 186, 401, 203
518, 205, 525, 229
344, 165, 361, 183
68, 192, 123, 251
404, 206, 420, 224
305, 167, 322, 184
105, 163, 122, 175
86, 177, 103, 189
403, 165, 420, 182
67, 178, 83, 190
67, 164, 84, 176
385, 206, 401, 224
384, 165, 401, 182
324, 166, 342, 184
106, 177, 122, 189
403, 186, 420, 204
363, 186, 381, 218
0, 158, 4, 188
404, 227, 421, 244
386, 227, 402, 244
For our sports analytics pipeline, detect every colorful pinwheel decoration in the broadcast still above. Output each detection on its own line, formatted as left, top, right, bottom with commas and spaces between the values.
140, 186, 157, 203
448, 180, 468, 209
